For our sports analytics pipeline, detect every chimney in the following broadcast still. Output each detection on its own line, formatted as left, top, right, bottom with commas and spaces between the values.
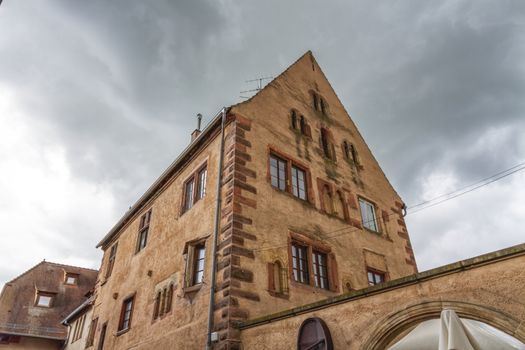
191, 113, 203, 142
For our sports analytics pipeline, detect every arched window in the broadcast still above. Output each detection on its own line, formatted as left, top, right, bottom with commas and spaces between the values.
153, 291, 161, 320
343, 141, 350, 160
350, 144, 359, 165
334, 191, 346, 220
300, 116, 306, 135
291, 110, 297, 130
320, 128, 335, 160
165, 284, 173, 313
297, 318, 333, 350
320, 98, 326, 115
313, 93, 319, 111
159, 288, 167, 317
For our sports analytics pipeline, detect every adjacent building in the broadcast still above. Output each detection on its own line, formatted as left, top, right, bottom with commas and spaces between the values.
0, 261, 97, 349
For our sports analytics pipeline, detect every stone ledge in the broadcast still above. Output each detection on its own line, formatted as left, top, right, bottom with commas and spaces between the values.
237, 243, 525, 330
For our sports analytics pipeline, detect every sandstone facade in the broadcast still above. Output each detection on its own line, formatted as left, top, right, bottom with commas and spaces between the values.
89, 51, 418, 349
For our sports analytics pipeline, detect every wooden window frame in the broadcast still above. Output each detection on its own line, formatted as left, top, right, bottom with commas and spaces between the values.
267, 147, 314, 204
97, 322, 107, 350
136, 209, 152, 253
105, 243, 118, 279
86, 317, 98, 347
181, 162, 208, 215
64, 272, 79, 286
183, 237, 208, 293
287, 233, 339, 293
366, 267, 387, 286
35, 291, 56, 308
358, 197, 380, 233
117, 294, 135, 334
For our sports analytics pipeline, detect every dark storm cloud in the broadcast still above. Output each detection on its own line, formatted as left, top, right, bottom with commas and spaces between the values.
0, 0, 524, 284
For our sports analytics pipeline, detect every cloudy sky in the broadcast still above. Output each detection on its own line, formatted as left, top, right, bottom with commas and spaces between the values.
1, 0, 524, 288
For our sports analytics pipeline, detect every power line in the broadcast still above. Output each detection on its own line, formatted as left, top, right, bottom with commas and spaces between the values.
250, 160, 525, 253
408, 163, 525, 215
407, 161, 525, 210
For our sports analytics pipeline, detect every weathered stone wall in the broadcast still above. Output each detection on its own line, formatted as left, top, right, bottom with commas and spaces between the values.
225, 51, 416, 322
239, 245, 525, 349
90, 125, 226, 350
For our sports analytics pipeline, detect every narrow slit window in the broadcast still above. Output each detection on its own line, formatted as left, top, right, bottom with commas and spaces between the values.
291, 110, 297, 129
183, 179, 195, 212
137, 209, 152, 252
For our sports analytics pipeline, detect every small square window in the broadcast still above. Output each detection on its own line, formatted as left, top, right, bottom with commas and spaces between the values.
359, 198, 379, 232
35, 292, 55, 307
64, 273, 78, 285
367, 269, 385, 286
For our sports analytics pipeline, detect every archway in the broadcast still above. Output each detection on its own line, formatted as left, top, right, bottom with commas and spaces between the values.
362, 300, 525, 350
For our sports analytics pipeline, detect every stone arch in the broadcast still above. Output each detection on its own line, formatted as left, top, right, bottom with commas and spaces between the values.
362, 299, 525, 350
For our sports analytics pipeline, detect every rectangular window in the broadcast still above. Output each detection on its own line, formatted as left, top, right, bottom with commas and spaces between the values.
291, 165, 307, 200
64, 273, 78, 285
35, 291, 55, 308
192, 244, 205, 285
183, 178, 195, 211
118, 296, 135, 332
312, 251, 329, 290
105, 243, 118, 278
291, 244, 309, 284
196, 167, 207, 200
359, 198, 378, 232
367, 269, 385, 286
86, 317, 98, 347
97, 322, 107, 350
270, 154, 287, 191
136, 210, 152, 252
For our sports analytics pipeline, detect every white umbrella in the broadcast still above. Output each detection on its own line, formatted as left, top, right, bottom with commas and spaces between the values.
388, 309, 525, 350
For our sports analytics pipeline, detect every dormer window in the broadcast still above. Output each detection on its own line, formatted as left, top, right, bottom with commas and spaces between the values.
64, 273, 79, 285
35, 291, 55, 308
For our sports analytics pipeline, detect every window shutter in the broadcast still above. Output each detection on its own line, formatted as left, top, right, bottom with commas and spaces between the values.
267, 262, 275, 291
328, 253, 339, 292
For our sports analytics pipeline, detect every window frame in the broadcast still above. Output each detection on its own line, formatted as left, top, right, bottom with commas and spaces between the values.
136, 209, 152, 253
64, 272, 79, 286
35, 291, 55, 308
183, 237, 208, 293
181, 162, 208, 215
117, 295, 135, 334
97, 322, 107, 350
287, 233, 339, 292
105, 243, 118, 278
366, 267, 386, 286
358, 197, 380, 233
86, 317, 98, 347
267, 148, 313, 204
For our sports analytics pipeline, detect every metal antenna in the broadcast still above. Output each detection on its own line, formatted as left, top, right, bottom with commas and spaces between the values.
240, 76, 273, 99
197, 113, 202, 131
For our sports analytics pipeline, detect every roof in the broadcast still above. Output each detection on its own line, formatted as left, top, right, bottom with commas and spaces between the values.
96, 107, 227, 249
0, 261, 98, 340
61, 295, 94, 325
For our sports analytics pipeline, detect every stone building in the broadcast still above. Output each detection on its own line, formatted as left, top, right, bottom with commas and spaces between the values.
0, 261, 97, 349
62, 295, 94, 350
89, 51, 418, 350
